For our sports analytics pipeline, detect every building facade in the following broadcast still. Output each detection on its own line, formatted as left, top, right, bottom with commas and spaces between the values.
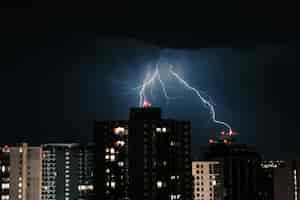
78, 144, 95, 200
42, 143, 95, 200
0, 143, 42, 200
0, 146, 10, 200
95, 107, 193, 200
204, 135, 260, 200
192, 161, 223, 200
273, 160, 300, 200
256, 160, 285, 200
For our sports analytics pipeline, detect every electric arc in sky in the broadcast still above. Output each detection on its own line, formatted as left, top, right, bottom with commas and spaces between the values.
136, 63, 232, 134
168, 64, 232, 134
137, 65, 172, 107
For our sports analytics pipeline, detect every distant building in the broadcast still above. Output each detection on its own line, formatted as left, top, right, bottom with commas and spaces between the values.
273, 160, 300, 200
78, 144, 95, 200
256, 160, 285, 200
94, 107, 193, 200
0, 146, 10, 200
41, 143, 95, 200
204, 134, 260, 200
192, 161, 223, 200
0, 143, 42, 200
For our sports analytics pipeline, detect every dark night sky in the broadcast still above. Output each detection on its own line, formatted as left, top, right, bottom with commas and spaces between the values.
1, 4, 300, 159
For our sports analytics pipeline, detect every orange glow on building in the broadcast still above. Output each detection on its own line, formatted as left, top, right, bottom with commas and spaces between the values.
142, 100, 152, 108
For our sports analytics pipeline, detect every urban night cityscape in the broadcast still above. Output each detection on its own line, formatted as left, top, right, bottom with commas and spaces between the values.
1, 4, 300, 200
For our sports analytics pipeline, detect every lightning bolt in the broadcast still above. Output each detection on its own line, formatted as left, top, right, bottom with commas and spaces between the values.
156, 64, 172, 105
169, 64, 232, 134
135, 63, 232, 134
137, 65, 171, 107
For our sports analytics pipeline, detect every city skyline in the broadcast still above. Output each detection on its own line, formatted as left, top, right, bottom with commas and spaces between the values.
1, 107, 299, 200
1, 3, 300, 199
1, 30, 300, 161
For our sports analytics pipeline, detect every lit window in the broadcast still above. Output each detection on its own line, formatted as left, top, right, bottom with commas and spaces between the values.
18, 182, 22, 187
106, 168, 110, 173
156, 128, 161, 132
162, 127, 167, 132
110, 148, 115, 154
2, 146, 10, 153
111, 182, 116, 188
171, 176, 176, 180
18, 194, 22, 199
78, 185, 86, 191
110, 155, 115, 161
116, 140, 125, 146
114, 127, 125, 135
105, 155, 109, 160
106, 148, 109, 153
1, 183, 9, 189
118, 161, 124, 167
19, 148, 23, 153
170, 194, 181, 200
170, 141, 176, 146
156, 181, 163, 188
212, 180, 216, 186
88, 185, 94, 190
1, 195, 9, 200
78, 185, 94, 191
1, 165, 6, 173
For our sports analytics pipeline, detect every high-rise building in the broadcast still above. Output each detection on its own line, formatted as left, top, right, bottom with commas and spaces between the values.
192, 161, 223, 200
273, 160, 300, 200
95, 107, 193, 200
256, 160, 285, 200
41, 143, 95, 200
204, 134, 260, 200
95, 120, 129, 200
0, 146, 10, 200
0, 143, 43, 200
78, 144, 96, 200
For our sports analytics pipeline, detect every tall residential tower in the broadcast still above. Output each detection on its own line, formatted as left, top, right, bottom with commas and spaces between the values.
41, 143, 95, 200
0, 143, 42, 200
204, 133, 260, 200
192, 161, 223, 200
95, 107, 193, 200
